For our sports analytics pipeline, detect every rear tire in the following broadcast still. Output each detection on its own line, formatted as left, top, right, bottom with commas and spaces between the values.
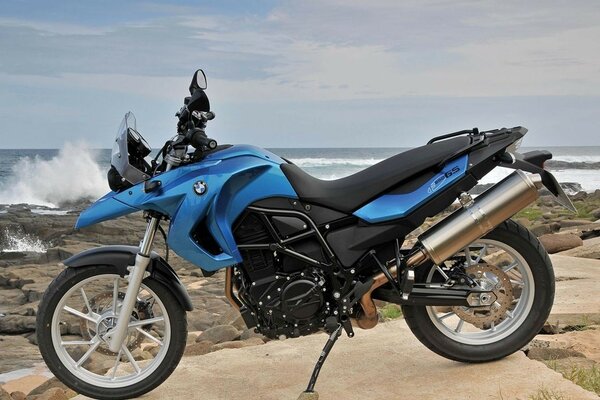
37, 265, 187, 399
402, 220, 554, 362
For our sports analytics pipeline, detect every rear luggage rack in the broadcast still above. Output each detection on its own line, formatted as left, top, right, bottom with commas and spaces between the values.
427, 128, 480, 145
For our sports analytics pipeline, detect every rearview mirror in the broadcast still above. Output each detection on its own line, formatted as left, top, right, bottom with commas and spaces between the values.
189, 69, 207, 94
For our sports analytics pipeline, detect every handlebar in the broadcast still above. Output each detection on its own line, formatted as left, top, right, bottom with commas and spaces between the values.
189, 128, 217, 150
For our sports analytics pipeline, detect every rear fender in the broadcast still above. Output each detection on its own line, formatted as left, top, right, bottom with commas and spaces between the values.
63, 245, 193, 311
501, 151, 576, 212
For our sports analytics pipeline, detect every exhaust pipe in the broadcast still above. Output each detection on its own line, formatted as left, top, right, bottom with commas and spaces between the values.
356, 170, 542, 329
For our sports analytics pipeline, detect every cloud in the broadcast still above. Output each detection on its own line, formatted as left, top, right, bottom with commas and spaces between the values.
1, 1, 599, 147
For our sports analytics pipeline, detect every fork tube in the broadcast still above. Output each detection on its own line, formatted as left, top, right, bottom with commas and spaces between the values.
108, 217, 160, 352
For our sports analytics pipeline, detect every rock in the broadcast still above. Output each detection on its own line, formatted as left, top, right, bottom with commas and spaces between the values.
240, 328, 267, 342
560, 219, 595, 229
592, 208, 600, 219
184, 341, 214, 356
527, 347, 586, 361
242, 337, 266, 346
27, 378, 70, 398
211, 340, 251, 351
195, 325, 240, 344
0, 315, 36, 334
0, 387, 11, 400
28, 388, 68, 400
215, 309, 246, 330
571, 191, 588, 201
186, 332, 200, 345
10, 391, 26, 400
539, 233, 583, 254
531, 222, 560, 237
187, 310, 217, 331
559, 240, 600, 259
589, 189, 600, 200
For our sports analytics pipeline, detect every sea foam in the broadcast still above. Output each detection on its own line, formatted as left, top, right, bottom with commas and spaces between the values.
0, 143, 108, 208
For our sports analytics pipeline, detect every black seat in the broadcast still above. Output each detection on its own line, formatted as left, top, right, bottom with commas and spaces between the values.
280, 137, 471, 213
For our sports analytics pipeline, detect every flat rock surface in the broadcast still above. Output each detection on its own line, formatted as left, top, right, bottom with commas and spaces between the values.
76, 319, 599, 400
550, 254, 600, 315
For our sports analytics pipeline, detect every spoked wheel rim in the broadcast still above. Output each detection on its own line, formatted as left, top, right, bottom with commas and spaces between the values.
51, 274, 171, 388
425, 239, 535, 345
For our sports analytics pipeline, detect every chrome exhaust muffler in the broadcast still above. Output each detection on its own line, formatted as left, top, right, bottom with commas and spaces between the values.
419, 170, 542, 265
356, 170, 542, 329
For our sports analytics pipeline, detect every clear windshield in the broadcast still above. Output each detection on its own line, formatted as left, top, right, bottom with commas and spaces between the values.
111, 112, 151, 185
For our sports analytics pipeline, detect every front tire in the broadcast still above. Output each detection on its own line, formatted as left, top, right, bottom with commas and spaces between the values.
402, 220, 554, 362
37, 265, 187, 399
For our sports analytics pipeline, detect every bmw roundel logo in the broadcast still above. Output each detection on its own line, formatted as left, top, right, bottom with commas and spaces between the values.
193, 181, 207, 195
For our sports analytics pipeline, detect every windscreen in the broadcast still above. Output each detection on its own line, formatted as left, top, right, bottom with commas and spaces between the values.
111, 112, 151, 185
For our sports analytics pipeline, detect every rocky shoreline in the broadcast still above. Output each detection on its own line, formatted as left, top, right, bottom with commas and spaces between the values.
1, 189, 600, 399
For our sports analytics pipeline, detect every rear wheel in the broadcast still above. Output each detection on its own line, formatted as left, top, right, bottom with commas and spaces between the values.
37, 265, 187, 399
402, 220, 554, 362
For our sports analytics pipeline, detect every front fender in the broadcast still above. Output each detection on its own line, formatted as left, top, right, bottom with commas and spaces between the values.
63, 245, 193, 311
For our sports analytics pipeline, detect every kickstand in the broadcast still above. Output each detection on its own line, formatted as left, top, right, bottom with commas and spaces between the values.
297, 324, 343, 400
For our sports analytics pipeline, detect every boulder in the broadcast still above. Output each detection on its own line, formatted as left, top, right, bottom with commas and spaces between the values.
531, 222, 561, 237
560, 219, 596, 229
0, 315, 36, 334
195, 325, 240, 344
240, 328, 267, 342
187, 310, 217, 331
539, 233, 583, 254
184, 341, 214, 357
559, 240, 600, 259
571, 191, 588, 201
215, 308, 246, 330
592, 208, 600, 219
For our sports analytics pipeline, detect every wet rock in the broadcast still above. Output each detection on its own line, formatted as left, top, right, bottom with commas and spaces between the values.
539, 233, 583, 254
195, 325, 240, 344
0, 315, 36, 334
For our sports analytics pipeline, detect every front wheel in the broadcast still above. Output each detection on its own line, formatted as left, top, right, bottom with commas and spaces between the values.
402, 220, 554, 362
37, 265, 187, 399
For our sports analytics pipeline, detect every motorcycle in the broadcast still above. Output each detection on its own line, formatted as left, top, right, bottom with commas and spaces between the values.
37, 69, 575, 400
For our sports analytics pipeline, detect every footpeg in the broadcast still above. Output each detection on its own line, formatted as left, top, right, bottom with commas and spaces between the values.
400, 269, 415, 300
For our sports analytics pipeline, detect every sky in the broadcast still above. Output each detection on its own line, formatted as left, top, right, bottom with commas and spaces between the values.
0, 0, 599, 148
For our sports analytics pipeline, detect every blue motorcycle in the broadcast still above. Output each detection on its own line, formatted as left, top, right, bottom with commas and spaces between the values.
37, 69, 574, 399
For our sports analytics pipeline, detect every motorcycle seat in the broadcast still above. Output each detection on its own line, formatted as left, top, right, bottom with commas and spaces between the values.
280, 136, 472, 213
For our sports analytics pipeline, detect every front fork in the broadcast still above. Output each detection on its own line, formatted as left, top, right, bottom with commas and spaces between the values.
108, 216, 160, 353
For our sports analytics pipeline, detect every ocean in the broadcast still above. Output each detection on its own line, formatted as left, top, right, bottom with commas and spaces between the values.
0, 145, 599, 208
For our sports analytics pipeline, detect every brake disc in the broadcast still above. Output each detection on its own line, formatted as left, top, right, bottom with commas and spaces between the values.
452, 263, 513, 329
79, 292, 153, 355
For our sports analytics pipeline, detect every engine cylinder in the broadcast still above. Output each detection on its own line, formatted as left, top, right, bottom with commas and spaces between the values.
419, 170, 542, 265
